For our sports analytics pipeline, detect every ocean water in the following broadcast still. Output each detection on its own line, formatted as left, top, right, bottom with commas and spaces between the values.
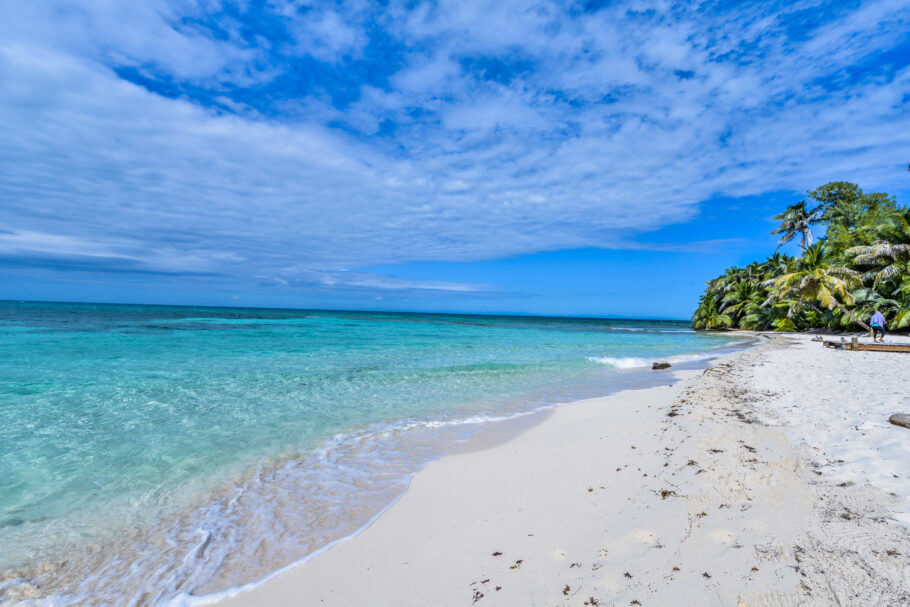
0, 301, 745, 605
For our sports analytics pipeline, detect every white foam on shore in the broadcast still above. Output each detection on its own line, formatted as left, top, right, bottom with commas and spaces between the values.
588, 352, 715, 369
165, 488, 406, 607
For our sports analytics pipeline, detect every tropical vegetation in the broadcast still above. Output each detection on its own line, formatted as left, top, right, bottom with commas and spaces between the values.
692, 181, 910, 332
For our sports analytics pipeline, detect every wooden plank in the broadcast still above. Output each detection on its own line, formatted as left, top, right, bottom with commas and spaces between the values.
821, 340, 910, 352
854, 343, 910, 353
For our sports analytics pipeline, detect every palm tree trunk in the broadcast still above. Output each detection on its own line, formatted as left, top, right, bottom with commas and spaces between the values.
803, 302, 825, 315
803, 228, 813, 249
832, 300, 871, 331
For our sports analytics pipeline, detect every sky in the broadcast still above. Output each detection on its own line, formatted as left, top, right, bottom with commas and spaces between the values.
1, 0, 908, 319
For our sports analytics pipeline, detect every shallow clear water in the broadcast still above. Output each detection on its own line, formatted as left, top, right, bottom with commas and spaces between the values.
0, 301, 743, 604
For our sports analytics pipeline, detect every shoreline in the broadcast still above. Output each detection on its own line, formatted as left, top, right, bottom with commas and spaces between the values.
161, 346, 755, 606
206, 333, 910, 606
1, 309, 747, 605
190, 376, 709, 607
169, 407, 560, 607
173, 353, 739, 607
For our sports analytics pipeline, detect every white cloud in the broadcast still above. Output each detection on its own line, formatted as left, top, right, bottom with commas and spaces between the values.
1, 2, 267, 84
0, 0, 908, 296
0, 230, 124, 258
285, 7, 368, 62
296, 268, 493, 293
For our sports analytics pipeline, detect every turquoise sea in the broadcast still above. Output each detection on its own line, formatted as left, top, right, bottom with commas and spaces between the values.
0, 301, 745, 605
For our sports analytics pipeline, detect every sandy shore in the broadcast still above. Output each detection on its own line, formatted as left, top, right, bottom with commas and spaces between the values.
209, 333, 910, 606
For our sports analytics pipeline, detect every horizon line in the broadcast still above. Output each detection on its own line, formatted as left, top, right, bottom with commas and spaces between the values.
0, 298, 692, 324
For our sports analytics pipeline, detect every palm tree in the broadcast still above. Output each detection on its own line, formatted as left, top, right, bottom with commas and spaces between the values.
849, 288, 901, 329
692, 295, 732, 330
846, 213, 910, 290
846, 241, 910, 289
764, 242, 870, 330
892, 282, 910, 329
739, 295, 779, 330
720, 279, 758, 323
710, 266, 743, 296
761, 252, 794, 280
771, 201, 823, 250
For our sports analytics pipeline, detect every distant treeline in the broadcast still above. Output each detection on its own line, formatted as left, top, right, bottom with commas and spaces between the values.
692, 182, 909, 332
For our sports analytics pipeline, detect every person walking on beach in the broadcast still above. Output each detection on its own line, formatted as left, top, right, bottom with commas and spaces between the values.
870, 310, 886, 342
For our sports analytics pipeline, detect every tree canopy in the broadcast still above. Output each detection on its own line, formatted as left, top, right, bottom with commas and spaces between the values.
692, 182, 909, 332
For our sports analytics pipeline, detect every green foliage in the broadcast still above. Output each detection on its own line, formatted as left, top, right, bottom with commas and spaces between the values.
813, 183, 899, 251
766, 243, 868, 329
692, 181, 909, 333
774, 318, 798, 332
691, 294, 733, 330
893, 308, 910, 330
809, 181, 864, 229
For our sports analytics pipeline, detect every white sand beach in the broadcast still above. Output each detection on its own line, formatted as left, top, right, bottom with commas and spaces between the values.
210, 333, 910, 606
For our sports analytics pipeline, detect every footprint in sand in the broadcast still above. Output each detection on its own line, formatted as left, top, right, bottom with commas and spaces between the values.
632, 530, 659, 545
709, 530, 739, 546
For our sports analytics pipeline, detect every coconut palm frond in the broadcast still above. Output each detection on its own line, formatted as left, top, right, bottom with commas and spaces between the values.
873, 263, 903, 287
772, 201, 822, 250
764, 250, 870, 330
861, 270, 878, 283
868, 243, 895, 258
720, 291, 740, 305
708, 314, 733, 329
827, 266, 861, 280
851, 253, 890, 266
775, 230, 797, 247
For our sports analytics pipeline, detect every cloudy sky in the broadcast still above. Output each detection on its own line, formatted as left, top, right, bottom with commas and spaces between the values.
1, 0, 908, 318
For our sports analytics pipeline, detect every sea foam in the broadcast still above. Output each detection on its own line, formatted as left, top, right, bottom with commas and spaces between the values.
587, 351, 717, 369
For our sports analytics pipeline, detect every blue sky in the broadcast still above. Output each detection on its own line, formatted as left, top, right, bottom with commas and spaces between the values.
1, 0, 908, 319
